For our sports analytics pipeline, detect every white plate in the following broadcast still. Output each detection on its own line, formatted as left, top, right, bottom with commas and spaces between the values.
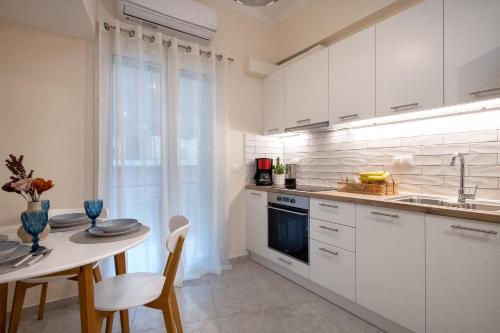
97, 219, 139, 233
49, 213, 89, 226
87, 224, 142, 237
0, 241, 19, 259
0, 245, 31, 265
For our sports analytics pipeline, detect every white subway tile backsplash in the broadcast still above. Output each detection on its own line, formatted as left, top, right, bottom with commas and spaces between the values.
402, 175, 444, 185
246, 111, 500, 200
470, 142, 500, 154
422, 165, 468, 176
443, 176, 499, 189
469, 165, 500, 177
443, 130, 497, 144
421, 144, 469, 155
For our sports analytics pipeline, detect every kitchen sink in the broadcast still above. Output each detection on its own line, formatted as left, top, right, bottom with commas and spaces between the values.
388, 195, 500, 212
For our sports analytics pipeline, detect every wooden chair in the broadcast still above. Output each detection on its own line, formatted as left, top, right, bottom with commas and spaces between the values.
94, 215, 191, 333
8, 208, 114, 333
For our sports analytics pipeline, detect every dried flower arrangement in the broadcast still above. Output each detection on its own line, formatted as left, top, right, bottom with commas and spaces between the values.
2, 154, 54, 202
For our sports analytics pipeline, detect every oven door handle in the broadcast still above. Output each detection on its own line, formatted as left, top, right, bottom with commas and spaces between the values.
267, 206, 309, 216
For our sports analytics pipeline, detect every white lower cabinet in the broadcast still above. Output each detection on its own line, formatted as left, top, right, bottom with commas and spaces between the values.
356, 205, 425, 333
267, 249, 310, 279
426, 215, 500, 333
246, 190, 268, 258
310, 240, 355, 301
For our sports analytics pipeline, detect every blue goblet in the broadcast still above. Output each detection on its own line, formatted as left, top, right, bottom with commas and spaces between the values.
21, 210, 48, 252
84, 199, 103, 228
40, 200, 50, 212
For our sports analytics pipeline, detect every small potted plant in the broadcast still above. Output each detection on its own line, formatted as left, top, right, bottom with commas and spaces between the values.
273, 157, 286, 187
2, 154, 54, 242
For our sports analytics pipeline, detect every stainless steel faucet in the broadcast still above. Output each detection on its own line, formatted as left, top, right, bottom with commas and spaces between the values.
450, 152, 477, 203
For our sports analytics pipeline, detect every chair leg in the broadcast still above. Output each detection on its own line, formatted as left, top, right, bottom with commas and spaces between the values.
37, 283, 48, 320
162, 303, 176, 333
95, 311, 108, 333
105, 313, 114, 333
169, 290, 183, 333
8, 282, 29, 333
93, 265, 103, 283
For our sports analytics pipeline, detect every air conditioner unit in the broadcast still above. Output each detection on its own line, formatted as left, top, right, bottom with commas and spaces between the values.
116, 0, 217, 45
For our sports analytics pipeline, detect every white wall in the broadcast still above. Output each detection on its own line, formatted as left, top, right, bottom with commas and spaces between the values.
0, 21, 95, 306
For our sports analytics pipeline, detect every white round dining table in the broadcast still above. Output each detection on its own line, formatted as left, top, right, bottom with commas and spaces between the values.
0, 224, 150, 333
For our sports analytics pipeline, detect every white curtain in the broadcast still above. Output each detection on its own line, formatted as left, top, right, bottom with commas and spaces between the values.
98, 19, 230, 281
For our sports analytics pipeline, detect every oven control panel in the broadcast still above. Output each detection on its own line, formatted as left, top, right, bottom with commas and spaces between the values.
267, 192, 309, 210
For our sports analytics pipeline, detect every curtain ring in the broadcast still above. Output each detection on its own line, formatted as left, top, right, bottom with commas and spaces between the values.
207, 51, 211, 58
104, 22, 110, 31
186, 46, 192, 53
217, 55, 223, 61
149, 35, 155, 43
163, 40, 172, 47
128, 30, 135, 38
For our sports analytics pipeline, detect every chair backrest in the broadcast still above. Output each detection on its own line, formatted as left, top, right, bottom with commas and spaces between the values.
167, 215, 190, 252
48, 207, 109, 219
161, 215, 191, 297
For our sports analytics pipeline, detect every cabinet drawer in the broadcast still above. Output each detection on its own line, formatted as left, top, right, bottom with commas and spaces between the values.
267, 249, 310, 279
310, 218, 355, 252
310, 240, 355, 302
310, 198, 355, 227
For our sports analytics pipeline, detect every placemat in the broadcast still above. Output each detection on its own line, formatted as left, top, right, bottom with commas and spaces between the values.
69, 225, 150, 244
0, 245, 49, 275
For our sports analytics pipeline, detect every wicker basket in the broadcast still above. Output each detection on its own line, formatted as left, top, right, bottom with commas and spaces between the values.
337, 178, 399, 196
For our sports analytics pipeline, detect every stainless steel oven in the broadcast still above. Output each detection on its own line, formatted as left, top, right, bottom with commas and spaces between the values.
267, 192, 309, 264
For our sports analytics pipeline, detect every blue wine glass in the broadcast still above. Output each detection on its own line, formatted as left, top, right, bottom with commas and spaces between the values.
40, 200, 50, 212
21, 210, 48, 252
84, 199, 103, 228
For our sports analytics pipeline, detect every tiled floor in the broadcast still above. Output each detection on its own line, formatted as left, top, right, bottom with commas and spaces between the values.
18, 258, 382, 333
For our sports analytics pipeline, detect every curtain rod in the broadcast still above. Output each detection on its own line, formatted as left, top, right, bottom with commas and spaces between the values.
103, 23, 234, 63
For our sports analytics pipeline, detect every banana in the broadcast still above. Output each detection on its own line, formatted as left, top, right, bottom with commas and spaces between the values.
359, 171, 386, 177
360, 171, 390, 182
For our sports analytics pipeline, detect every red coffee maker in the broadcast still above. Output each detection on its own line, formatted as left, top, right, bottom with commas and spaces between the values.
254, 158, 273, 186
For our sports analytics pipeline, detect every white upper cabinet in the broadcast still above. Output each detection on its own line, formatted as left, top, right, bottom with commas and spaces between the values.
330, 27, 375, 124
444, 0, 500, 105
262, 69, 285, 135
284, 48, 329, 129
356, 205, 425, 333
376, 0, 443, 117
426, 215, 500, 333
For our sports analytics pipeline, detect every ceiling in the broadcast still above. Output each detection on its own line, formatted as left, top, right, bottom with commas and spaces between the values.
215, 0, 310, 23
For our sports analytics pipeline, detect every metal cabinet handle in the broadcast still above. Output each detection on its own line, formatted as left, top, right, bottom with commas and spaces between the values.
319, 203, 338, 208
371, 211, 399, 219
267, 206, 309, 216
296, 118, 311, 124
319, 225, 339, 232
469, 87, 500, 97
249, 192, 261, 196
266, 128, 279, 133
338, 114, 359, 120
450, 225, 497, 235
319, 247, 339, 255
390, 103, 419, 112
278, 257, 292, 265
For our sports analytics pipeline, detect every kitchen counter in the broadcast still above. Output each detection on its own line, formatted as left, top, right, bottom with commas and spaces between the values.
246, 185, 500, 224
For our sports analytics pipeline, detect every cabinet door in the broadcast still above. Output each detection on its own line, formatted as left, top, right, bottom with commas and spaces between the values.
246, 190, 268, 257
356, 205, 425, 333
310, 240, 355, 301
263, 69, 285, 135
444, 0, 500, 105
426, 215, 500, 333
376, 0, 443, 117
330, 27, 375, 124
284, 48, 329, 129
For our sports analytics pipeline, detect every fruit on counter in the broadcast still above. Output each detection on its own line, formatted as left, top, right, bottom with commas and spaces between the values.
359, 171, 390, 182
359, 171, 386, 177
